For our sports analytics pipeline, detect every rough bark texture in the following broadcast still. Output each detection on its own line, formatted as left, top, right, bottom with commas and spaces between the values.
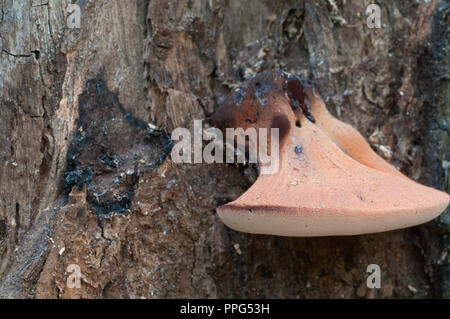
0, 0, 449, 298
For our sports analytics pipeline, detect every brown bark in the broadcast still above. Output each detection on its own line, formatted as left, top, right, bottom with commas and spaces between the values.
0, 0, 448, 298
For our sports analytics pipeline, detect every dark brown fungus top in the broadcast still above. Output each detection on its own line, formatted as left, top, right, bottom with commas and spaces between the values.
213, 70, 315, 133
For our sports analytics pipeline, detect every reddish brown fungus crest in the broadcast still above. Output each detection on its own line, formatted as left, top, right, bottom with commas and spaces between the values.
284, 73, 316, 123
218, 70, 316, 127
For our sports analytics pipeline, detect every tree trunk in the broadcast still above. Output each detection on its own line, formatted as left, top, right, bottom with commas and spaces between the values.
0, 0, 448, 298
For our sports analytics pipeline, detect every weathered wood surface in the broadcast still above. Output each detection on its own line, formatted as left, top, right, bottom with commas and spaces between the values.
0, 0, 448, 298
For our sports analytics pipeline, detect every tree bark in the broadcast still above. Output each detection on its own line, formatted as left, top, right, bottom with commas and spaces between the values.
0, 0, 449, 298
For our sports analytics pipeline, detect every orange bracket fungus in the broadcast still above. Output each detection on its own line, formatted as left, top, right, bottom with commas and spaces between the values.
213, 70, 449, 237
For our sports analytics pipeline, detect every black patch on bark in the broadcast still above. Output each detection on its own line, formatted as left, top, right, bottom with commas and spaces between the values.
63, 78, 172, 220
0, 219, 6, 242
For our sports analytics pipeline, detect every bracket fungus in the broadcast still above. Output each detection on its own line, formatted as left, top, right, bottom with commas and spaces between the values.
213, 70, 449, 237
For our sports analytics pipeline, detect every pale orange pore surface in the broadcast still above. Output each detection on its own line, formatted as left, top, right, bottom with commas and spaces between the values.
306, 90, 406, 179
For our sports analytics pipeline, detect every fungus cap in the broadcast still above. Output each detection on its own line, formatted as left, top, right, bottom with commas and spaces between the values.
213, 70, 449, 237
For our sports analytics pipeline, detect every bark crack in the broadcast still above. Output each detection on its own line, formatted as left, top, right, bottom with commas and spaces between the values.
1, 49, 32, 58
32, 3, 48, 8
46, 3, 56, 49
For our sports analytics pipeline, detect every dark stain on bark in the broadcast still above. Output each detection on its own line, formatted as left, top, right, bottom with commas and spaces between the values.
0, 219, 6, 243
63, 78, 172, 220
